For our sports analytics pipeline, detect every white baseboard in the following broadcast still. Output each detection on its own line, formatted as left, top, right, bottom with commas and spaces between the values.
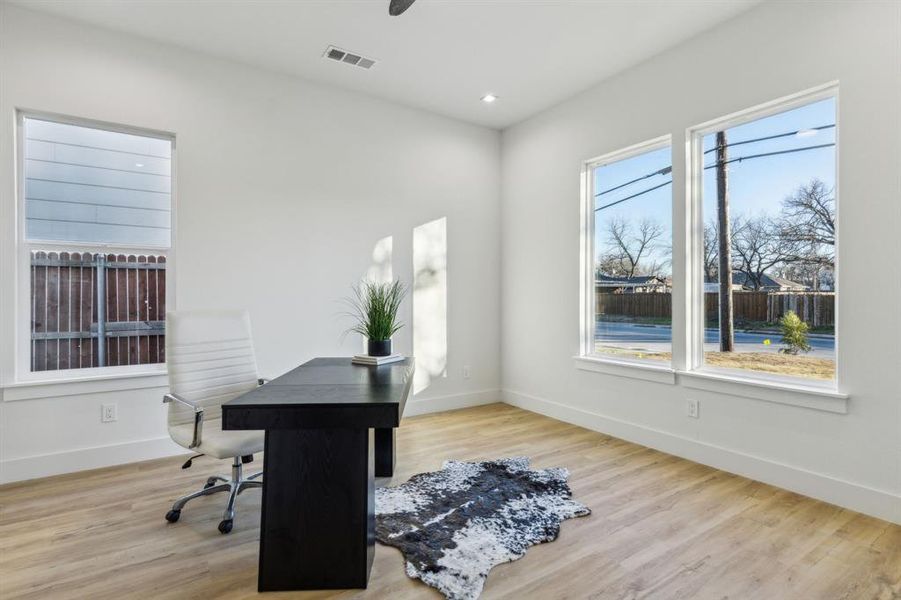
503, 389, 901, 525
0, 390, 501, 484
405, 388, 500, 417
0, 436, 187, 485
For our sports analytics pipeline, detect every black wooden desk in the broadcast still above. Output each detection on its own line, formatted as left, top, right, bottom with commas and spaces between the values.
222, 357, 414, 591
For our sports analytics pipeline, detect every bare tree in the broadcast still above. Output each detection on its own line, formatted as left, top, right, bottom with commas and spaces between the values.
731, 215, 800, 290
703, 221, 719, 282
779, 179, 835, 268
596, 254, 626, 278
599, 217, 665, 278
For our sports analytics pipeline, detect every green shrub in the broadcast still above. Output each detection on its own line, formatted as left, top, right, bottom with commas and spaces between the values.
779, 310, 812, 355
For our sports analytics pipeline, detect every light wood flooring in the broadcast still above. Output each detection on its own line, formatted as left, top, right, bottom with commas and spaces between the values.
1, 403, 899, 599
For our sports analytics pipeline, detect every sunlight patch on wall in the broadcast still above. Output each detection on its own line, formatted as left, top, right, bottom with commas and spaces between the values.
366, 235, 393, 283
413, 218, 447, 394
355, 235, 395, 354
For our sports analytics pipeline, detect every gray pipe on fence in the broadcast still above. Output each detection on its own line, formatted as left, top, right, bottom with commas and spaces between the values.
96, 254, 106, 367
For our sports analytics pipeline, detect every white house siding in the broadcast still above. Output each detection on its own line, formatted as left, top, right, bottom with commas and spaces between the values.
24, 118, 171, 247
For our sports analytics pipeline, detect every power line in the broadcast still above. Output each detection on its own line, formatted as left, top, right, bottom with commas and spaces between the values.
702, 142, 835, 169
702, 124, 834, 155
595, 165, 671, 197
595, 141, 834, 212
595, 180, 672, 211
595, 123, 835, 199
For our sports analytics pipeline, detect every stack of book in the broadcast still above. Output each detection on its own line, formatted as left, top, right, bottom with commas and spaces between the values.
352, 354, 405, 366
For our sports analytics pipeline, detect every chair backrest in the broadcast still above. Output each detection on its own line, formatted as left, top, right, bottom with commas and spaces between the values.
165, 309, 260, 426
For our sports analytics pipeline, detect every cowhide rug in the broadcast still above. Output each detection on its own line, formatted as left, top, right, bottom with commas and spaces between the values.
375, 457, 590, 600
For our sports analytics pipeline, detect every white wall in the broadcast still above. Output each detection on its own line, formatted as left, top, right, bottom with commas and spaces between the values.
2, 1, 899, 527
0, 5, 501, 482
501, 0, 901, 524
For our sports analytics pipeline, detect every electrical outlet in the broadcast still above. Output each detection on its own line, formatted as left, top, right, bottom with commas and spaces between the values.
462, 365, 471, 379
687, 399, 700, 419
101, 403, 118, 423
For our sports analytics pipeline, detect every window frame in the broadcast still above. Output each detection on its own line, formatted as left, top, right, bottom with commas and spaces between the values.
13, 109, 177, 385
579, 134, 674, 371
685, 83, 840, 392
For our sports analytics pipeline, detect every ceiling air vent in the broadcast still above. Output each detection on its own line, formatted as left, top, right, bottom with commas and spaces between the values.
323, 46, 377, 70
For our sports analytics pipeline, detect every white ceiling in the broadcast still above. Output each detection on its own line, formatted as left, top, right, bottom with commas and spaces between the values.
9, 0, 760, 129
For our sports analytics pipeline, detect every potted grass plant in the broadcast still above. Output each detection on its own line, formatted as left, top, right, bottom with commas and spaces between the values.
345, 279, 407, 357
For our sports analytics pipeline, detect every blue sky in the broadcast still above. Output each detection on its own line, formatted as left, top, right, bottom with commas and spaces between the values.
593, 97, 836, 276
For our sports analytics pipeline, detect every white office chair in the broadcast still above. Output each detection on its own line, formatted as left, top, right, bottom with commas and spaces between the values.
162, 309, 266, 534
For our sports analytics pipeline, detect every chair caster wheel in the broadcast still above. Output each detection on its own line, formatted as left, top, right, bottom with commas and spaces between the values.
218, 519, 233, 534
204, 478, 217, 489
165, 509, 181, 523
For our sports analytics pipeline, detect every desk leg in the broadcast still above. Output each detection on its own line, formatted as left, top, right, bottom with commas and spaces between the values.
258, 428, 374, 591
374, 427, 395, 477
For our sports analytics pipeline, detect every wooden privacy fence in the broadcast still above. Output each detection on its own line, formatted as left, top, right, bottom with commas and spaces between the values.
598, 292, 672, 320
597, 290, 835, 327
759, 292, 834, 328
31, 251, 167, 372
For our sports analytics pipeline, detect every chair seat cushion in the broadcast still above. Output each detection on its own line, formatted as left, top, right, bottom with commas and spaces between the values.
169, 419, 264, 459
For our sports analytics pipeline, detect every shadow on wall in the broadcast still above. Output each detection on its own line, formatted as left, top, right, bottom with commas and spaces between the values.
413, 217, 447, 394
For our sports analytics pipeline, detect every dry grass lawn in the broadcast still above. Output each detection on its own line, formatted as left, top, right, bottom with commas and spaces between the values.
595, 345, 835, 380
703, 351, 835, 379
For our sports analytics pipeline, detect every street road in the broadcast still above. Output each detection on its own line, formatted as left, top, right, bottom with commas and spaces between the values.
596, 321, 835, 358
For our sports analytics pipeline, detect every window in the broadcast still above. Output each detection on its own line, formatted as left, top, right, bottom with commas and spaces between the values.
583, 138, 673, 365
691, 91, 836, 385
18, 113, 173, 376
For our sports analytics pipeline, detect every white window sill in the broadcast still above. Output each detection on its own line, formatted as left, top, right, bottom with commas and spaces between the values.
573, 355, 848, 414
677, 369, 848, 414
574, 355, 676, 384
2, 369, 168, 402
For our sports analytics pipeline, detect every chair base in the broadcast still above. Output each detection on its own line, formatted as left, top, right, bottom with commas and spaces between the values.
165, 455, 262, 534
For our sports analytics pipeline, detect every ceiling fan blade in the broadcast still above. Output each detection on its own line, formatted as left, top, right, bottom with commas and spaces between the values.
389, 0, 416, 16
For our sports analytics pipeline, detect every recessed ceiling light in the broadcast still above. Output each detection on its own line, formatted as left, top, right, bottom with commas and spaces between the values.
481, 94, 498, 104
135, 163, 144, 167
796, 128, 817, 138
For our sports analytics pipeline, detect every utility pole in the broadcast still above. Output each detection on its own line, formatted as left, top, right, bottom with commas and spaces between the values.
716, 131, 734, 352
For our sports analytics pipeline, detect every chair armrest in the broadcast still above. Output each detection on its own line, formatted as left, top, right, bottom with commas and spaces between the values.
163, 393, 204, 449
258, 378, 270, 386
